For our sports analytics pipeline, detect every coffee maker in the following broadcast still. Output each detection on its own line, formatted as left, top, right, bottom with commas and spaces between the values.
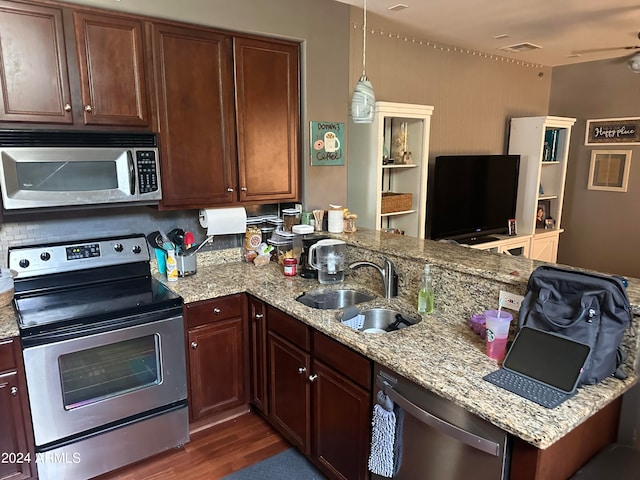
299, 235, 328, 278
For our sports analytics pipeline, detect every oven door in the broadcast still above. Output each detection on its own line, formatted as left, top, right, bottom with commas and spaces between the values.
22, 312, 186, 447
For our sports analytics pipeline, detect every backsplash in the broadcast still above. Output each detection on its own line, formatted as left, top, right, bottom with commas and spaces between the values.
0, 206, 243, 267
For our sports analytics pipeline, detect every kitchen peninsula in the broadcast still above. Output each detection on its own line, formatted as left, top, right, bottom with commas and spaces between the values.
1, 227, 638, 480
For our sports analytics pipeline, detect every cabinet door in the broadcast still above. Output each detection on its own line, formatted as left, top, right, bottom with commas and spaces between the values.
0, 372, 33, 480
530, 233, 559, 263
268, 331, 311, 454
234, 37, 299, 203
73, 12, 150, 127
0, 1, 72, 124
312, 360, 371, 480
152, 23, 237, 209
188, 318, 247, 421
249, 296, 268, 413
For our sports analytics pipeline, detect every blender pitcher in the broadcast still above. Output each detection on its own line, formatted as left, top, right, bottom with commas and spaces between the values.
308, 239, 346, 284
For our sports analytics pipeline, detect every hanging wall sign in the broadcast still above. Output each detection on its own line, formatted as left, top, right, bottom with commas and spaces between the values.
585, 117, 640, 145
310, 121, 345, 166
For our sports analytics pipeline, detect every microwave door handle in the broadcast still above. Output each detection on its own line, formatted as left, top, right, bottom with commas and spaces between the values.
378, 377, 501, 457
127, 150, 135, 195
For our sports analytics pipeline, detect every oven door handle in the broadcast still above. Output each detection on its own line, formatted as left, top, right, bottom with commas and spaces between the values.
378, 377, 501, 457
127, 150, 136, 195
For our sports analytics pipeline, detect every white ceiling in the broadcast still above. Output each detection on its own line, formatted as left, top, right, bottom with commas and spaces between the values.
335, 0, 640, 67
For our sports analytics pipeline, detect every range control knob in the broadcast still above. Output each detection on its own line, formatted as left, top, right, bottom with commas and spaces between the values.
114, 243, 124, 252
132, 245, 142, 254
19, 259, 30, 269
40, 252, 51, 261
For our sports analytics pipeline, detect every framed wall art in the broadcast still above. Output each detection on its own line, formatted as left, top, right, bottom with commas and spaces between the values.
585, 117, 640, 146
310, 121, 345, 166
587, 150, 632, 192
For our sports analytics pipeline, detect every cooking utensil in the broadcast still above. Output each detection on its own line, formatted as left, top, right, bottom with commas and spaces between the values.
146, 231, 166, 251
184, 236, 213, 255
184, 231, 195, 249
167, 228, 185, 249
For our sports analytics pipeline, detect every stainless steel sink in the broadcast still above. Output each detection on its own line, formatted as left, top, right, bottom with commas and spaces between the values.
296, 288, 375, 309
359, 308, 421, 333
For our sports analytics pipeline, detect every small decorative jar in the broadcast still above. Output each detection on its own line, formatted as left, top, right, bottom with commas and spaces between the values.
283, 257, 297, 276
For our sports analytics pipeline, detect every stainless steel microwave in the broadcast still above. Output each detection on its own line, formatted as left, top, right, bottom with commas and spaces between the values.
0, 130, 162, 211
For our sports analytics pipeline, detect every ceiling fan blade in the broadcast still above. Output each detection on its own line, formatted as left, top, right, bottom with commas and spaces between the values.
574, 45, 640, 55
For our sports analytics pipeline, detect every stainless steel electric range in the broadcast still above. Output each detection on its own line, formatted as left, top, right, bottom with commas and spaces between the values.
9, 234, 189, 480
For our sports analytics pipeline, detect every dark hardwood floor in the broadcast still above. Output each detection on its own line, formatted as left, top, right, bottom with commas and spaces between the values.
96, 412, 290, 480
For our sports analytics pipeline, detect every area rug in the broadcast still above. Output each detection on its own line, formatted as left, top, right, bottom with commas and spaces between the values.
222, 448, 327, 480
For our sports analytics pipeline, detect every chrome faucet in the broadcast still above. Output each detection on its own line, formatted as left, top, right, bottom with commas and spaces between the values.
348, 257, 397, 299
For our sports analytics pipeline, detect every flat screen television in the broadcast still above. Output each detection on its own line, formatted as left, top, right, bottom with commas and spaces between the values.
429, 154, 520, 244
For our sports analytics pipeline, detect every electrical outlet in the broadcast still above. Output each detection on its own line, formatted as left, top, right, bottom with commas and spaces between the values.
499, 291, 523, 311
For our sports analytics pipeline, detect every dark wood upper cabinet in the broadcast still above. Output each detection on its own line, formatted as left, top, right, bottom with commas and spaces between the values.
0, 1, 72, 124
151, 22, 237, 208
73, 12, 150, 127
234, 37, 300, 203
0, 1, 151, 128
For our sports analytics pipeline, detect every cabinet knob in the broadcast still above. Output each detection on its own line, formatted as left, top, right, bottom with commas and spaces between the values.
64, 103, 72, 112
308, 374, 318, 382
213, 307, 221, 315
227, 187, 234, 192
240, 187, 248, 192
255, 313, 264, 319
10, 386, 17, 396
297, 367, 306, 374
191, 342, 198, 350
84, 105, 92, 112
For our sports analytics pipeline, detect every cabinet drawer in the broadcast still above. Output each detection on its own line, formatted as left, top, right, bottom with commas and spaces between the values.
0, 338, 16, 373
313, 332, 371, 390
267, 306, 310, 351
186, 294, 245, 329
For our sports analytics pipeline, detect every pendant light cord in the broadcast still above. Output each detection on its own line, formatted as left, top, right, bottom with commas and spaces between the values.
362, 0, 367, 78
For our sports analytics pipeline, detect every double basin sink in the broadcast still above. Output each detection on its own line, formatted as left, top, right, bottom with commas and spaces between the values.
295, 288, 421, 333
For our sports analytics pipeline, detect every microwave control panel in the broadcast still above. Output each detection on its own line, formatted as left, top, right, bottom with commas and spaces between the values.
136, 150, 159, 194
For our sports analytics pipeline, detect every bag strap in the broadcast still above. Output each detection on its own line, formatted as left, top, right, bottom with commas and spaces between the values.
539, 288, 598, 328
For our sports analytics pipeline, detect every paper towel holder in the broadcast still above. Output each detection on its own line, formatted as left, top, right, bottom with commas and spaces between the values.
198, 207, 247, 236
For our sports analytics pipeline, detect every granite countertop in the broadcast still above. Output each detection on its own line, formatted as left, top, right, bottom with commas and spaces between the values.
2, 230, 638, 450
167, 250, 638, 450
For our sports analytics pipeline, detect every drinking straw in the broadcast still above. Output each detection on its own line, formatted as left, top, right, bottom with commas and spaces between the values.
497, 297, 504, 318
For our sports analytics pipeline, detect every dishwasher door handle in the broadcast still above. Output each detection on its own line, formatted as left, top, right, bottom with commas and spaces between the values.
380, 380, 501, 457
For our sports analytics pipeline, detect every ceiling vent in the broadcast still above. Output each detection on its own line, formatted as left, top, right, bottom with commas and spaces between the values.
498, 42, 542, 53
387, 4, 408, 11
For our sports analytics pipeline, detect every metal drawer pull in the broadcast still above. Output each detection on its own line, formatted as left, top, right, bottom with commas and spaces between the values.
213, 308, 221, 315
298, 367, 306, 374
227, 187, 234, 192
64, 104, 72, 111
84, 105, 92, 112
241, 187, 248, 191
10, 386, 18, 396
191, 342, 198, 350
377, 377, 500, 457
255, 313, 264, 319
308, 374, 318, 382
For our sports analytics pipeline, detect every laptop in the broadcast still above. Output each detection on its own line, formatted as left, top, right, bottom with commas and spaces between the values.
483, 326, 592, 408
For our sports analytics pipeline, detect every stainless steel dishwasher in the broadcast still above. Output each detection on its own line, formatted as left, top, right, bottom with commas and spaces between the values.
373, 365, 511, 480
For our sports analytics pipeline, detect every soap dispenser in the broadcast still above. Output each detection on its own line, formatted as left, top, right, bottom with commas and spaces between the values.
417, 264, 434, 314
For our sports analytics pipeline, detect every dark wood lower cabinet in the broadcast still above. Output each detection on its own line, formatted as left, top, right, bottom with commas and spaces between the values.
248, 296, 268, 413
0, 339, 35, 480
268, 331, 311, 455
260, 302, 372, 480
185, 294, 249, 423
312, 359, 371, 480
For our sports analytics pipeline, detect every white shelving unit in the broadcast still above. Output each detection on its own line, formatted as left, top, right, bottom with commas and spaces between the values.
508, 116, 576, 262
347, 102, 434, 238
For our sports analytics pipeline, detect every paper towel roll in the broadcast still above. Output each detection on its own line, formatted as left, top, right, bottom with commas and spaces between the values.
199, 207, 247, 235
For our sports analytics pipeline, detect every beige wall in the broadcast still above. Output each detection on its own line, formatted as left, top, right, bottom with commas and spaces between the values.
348, 8, 553, 158
62, 0, 352, 211
550, 59, 640, 278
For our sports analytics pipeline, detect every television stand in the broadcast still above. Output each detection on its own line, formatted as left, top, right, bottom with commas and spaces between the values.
463, 236, 500, 246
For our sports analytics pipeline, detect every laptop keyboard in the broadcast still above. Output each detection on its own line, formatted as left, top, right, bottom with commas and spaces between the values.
483, 369, 570, 408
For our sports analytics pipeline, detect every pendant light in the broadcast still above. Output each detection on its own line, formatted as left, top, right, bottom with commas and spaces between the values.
351, 0, 375, 123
